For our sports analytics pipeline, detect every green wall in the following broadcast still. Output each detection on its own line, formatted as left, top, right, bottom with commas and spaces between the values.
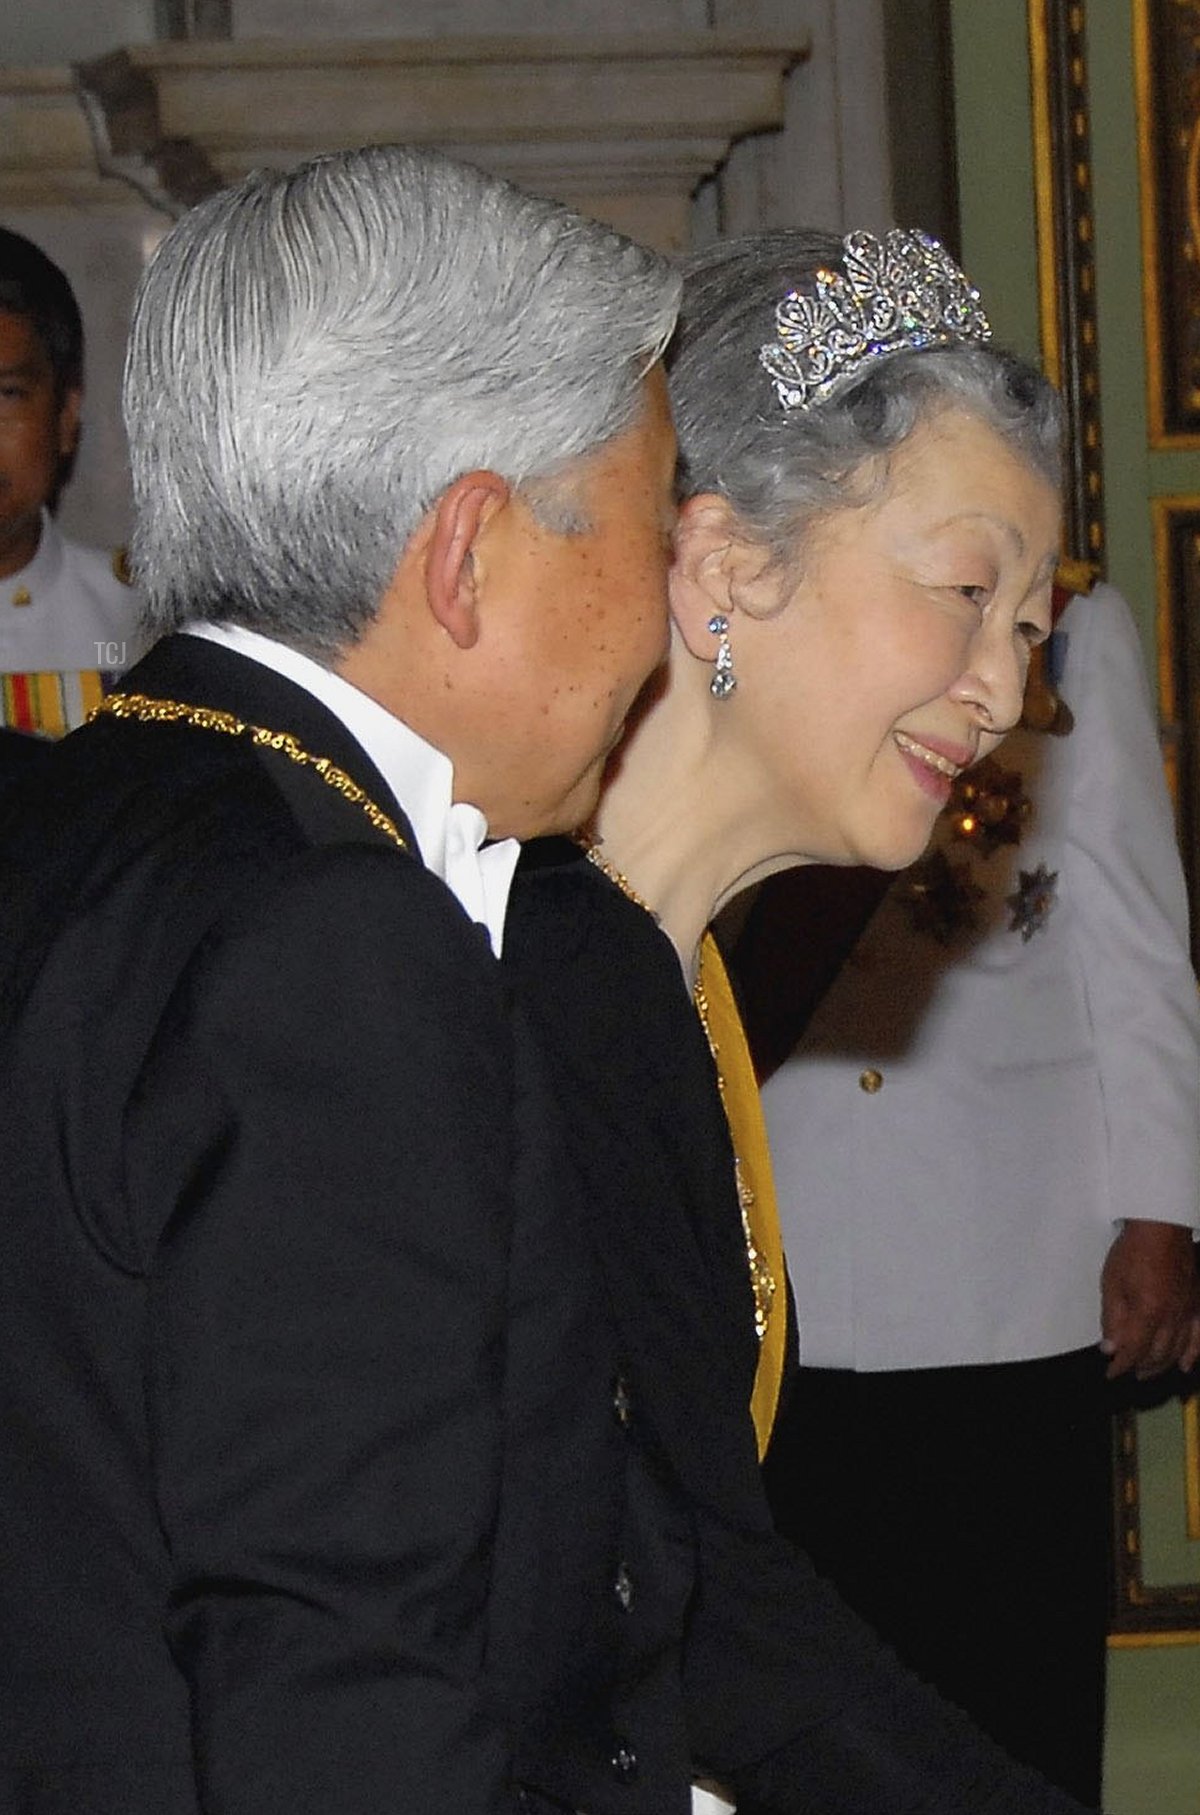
951, 0, 1200, 653
949, 6, 1200, 1811
951, 0, 1042, 365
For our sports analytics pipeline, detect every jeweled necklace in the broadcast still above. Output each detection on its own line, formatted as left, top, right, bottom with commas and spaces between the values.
581, 839, 777, 1345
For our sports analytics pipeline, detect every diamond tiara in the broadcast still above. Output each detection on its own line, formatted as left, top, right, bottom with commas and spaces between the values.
758, 228, 992, 413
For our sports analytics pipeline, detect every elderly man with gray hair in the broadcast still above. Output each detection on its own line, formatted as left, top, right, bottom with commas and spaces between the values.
0, 145, 678, 1814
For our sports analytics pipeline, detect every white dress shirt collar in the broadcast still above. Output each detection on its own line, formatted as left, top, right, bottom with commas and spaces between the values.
184, 621, 519, 956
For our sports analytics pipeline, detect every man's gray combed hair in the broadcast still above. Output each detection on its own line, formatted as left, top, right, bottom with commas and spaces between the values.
124, 144, 681, 653
668, 229, 1063, 570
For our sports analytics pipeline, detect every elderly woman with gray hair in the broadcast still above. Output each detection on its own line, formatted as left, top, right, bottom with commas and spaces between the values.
505, 226, 1080, 1814
594, 224, 1059, 1445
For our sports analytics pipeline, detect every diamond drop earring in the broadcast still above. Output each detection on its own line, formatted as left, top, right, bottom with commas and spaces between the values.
708, 613, 737, 699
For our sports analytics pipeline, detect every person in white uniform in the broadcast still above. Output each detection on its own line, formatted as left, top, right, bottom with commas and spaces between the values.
0, 227, 146, 734
741, 576, 1200, 1806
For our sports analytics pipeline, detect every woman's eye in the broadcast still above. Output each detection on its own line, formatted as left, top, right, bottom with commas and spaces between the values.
1017, 617, 1050, 648
957, 584, 988, 607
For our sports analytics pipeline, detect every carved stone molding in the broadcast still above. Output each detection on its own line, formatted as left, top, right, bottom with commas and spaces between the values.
0, 68, 101, 205
2, 33, 807, 247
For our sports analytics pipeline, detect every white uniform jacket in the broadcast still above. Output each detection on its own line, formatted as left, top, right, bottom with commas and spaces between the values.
763, 583, 1200, 1370
1, 512, 146, 730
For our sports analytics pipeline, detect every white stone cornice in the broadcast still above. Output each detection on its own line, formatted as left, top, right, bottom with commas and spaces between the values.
1, 33, 808, 244
0, 67, 103, 205
130, 33, 806, 155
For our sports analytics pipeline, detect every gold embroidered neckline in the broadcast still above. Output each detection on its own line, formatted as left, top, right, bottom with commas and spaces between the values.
582, 838, 776, 1343
90, 691, 409, 852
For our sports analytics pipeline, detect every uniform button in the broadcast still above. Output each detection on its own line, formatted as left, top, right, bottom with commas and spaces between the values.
611, 1374, 633, 1428
611, 1740, 639, 1782
613, 1561, 634, 1611
858, 1068, 883, 1094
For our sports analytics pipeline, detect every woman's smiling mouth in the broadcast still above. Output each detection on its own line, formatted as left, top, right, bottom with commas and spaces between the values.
893, 730, 977, 805
894, 730, 971, 778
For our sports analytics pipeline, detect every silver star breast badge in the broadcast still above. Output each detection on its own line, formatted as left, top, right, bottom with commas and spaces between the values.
1005, 863, 1058, 941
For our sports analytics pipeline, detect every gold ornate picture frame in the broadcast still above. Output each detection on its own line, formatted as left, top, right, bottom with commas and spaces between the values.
1104, 491, 1200, 1641
1134, 0, 1200, 446
1111, 1390, 1200, 1642
1153, 496, 1200, 971
1028, 0, 1106, 567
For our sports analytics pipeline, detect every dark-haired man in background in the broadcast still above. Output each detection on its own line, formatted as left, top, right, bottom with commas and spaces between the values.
0, 225, 144, 736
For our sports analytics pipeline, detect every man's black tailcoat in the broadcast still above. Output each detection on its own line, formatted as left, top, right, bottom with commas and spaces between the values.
0, 635, 672, 1813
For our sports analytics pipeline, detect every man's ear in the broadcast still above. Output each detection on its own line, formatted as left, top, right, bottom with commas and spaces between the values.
423, 469, 510, 650
55, 387, 82, 462
669, 491, 773, 659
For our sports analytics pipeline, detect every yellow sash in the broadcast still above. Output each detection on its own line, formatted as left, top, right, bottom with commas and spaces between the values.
697, 933, 788, 1458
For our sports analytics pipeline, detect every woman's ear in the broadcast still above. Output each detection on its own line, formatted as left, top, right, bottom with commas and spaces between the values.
422, 469, 511, 650
669, 492, 774, 660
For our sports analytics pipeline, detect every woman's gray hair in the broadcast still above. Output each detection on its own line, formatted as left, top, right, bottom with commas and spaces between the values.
124, 144, 680, 654
668, 229, 1063, 569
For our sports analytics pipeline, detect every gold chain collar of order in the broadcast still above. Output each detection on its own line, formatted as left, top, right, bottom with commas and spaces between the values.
582, 839, 775, 1342
90, 691, 409, 852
